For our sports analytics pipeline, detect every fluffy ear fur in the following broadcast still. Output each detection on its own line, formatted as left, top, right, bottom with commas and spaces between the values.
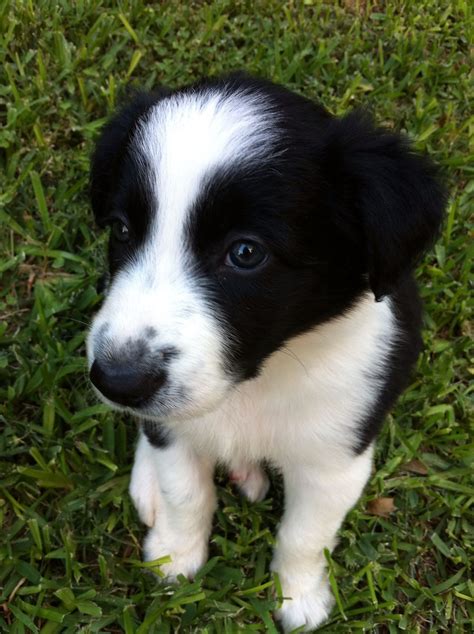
90, 88, 170, 225
324, 112, 447, 300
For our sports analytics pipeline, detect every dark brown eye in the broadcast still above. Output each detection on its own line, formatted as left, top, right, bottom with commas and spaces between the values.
111, 220, 130, 243
226, 240, 267, 269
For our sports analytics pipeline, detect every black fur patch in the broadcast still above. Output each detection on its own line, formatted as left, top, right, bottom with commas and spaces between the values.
142, 420, 171, 449
353, 276, 424, 453
90, 88, 171, 277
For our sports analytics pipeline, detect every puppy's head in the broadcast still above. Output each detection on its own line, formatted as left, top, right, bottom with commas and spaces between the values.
87, 74, 445, 421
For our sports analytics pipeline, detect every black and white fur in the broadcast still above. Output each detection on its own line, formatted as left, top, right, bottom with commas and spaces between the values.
86, 74, 445, 631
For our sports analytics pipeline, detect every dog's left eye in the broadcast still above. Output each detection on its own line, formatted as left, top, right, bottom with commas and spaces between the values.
111, 220, 130, 243
226, 240, 268, 269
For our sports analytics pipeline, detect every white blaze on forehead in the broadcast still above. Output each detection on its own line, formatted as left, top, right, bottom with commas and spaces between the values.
134, 87, 278, 262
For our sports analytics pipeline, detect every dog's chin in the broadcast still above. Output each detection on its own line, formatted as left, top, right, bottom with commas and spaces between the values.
137, 393, 231, 424
93, 385, 232, 424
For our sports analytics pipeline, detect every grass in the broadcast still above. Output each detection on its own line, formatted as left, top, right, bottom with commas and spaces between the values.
0, 0, 472, 631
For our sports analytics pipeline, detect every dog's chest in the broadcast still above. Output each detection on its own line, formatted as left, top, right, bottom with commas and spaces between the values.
179, 294, 397, 467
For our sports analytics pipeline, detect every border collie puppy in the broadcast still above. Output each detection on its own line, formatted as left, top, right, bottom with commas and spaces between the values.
87, 73, 445, 631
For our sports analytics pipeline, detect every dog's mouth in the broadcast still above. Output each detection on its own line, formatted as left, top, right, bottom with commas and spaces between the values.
89, 365, 231, 424
89, 374, 182, 420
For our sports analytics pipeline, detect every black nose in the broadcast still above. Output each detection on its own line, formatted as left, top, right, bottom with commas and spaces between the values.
90, 359, 165, 407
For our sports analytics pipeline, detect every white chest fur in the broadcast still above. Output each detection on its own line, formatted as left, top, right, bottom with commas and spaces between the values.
175, 293, 397, 469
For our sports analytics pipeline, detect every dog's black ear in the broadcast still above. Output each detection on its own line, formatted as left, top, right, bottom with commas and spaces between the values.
324, 112, 447, 300
90, 88, 171, 226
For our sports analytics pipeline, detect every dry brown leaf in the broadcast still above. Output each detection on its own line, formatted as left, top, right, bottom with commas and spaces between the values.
343, 0, 367, 13
367, 497, 396, 517
403, 459, 428, 475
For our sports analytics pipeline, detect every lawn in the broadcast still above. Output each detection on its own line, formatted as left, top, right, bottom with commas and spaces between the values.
0, 1, 472, 632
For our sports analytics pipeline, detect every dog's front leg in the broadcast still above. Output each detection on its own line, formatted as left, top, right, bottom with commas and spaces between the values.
130, 430, 216, 581
272, 446, 373, 632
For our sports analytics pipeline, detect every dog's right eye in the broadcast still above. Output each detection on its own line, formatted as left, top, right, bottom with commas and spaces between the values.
111, 220, 130, 243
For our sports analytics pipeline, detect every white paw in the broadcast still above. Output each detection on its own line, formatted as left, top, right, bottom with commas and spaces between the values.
275, 576, 334, 632
230, 465, 270, 502
129, 462, 161, 528
143, 528, 208, 581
